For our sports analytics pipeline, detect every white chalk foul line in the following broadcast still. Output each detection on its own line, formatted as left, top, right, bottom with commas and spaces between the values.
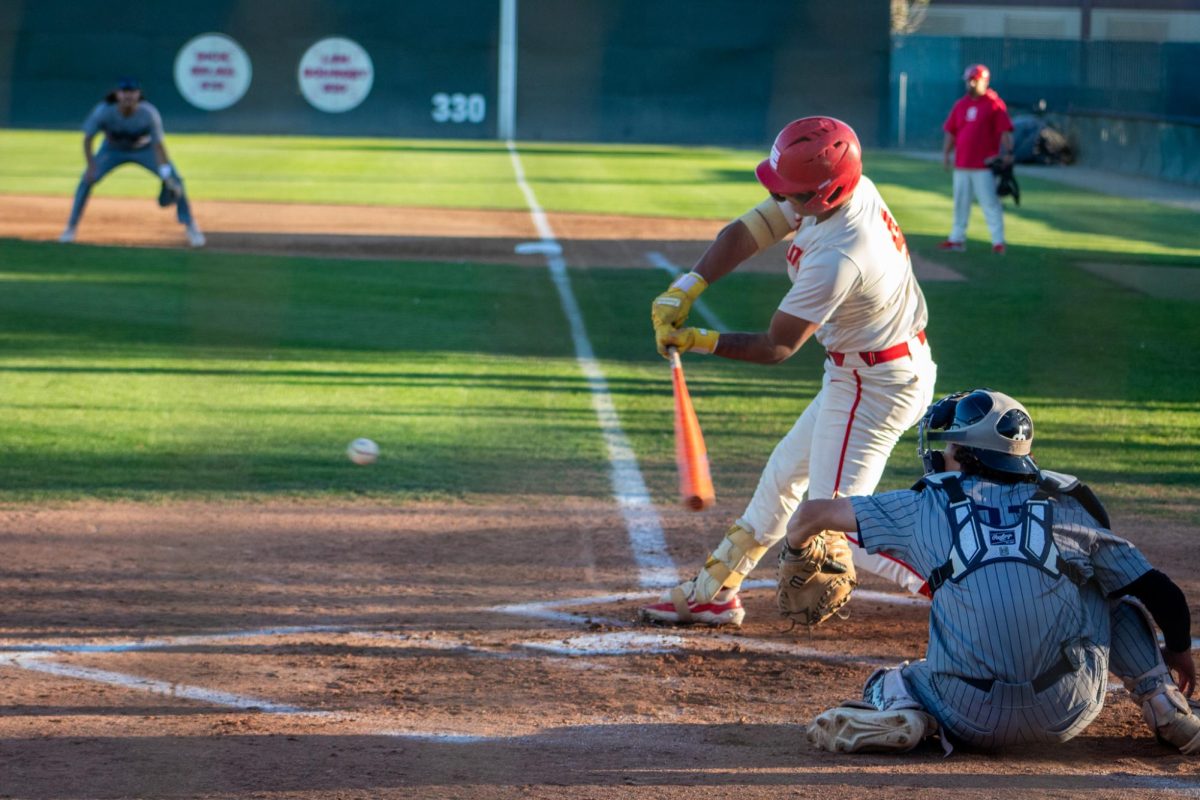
645, 250, 728, 331
494, 587, 925, 667
0, 624, 362, 654
8, 653, 316, 714
0, 624, 371, 716
507, 141, 676, 589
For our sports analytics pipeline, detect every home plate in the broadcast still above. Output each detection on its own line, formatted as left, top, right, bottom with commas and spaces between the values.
515, 241, 563, 255
520, 632, 685, 656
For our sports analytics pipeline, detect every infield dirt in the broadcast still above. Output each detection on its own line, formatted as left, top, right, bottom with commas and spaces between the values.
0, 194, 966, 282
0, 498, 1197, 798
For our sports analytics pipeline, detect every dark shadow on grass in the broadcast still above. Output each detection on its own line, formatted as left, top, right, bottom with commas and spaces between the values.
0, 365, 816, 402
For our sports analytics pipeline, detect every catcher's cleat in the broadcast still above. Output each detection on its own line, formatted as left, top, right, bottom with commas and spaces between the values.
937, 239, 966, 252
58, 226, 76, 244
640, 585, 744, 627
806, 705, 936, 754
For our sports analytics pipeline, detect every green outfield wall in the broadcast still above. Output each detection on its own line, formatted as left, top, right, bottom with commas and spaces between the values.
892, 35, 1200, 186
0, 0, 891, 146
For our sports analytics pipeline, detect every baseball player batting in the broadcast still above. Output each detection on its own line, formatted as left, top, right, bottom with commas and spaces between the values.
60, 77, 204, 247
641, 116, 937, 627
787, 389, 1199, 755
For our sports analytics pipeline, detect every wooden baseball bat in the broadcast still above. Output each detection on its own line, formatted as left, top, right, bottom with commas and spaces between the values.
668, 347, 715, 511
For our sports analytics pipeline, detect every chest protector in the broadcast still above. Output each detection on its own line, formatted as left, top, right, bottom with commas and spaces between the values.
918, 471, 1096, 595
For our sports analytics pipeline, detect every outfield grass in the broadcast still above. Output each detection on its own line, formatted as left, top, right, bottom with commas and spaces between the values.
0, 131, 1197, 520
4, 129, 1199, 264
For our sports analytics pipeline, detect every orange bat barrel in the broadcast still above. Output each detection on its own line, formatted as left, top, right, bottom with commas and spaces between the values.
669, 348, 715, 511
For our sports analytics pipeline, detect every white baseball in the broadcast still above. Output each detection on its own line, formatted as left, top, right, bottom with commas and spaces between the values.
346, 437, 379, 465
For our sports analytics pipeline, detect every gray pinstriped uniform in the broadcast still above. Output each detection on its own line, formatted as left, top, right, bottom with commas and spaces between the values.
850, 472, 1161, 748
68, 101, 195, 228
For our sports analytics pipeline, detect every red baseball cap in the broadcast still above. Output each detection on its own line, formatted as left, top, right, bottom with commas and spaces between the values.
963, 64, 990, 82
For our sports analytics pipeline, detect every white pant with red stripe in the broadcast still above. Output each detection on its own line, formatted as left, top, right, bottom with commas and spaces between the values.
737, 336, 936, 595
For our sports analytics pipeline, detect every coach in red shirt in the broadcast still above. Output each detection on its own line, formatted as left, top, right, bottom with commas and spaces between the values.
940, 64, 1014, 254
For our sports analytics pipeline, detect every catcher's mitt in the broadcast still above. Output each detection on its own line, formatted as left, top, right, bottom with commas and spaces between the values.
158, 176, 182, 208
776, 532, 857, 627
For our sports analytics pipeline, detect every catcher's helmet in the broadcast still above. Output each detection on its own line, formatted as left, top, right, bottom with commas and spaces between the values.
917, 388, 1037, 476
963, 63, 990, 82
755, 117, 862, 216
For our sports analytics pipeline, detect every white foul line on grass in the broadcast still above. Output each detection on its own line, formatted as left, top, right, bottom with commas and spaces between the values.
645, 250, 728, 331
508, 141, 677, 589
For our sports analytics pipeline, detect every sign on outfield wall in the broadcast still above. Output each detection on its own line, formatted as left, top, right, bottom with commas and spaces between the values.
173, 33, 253, 111
298, 37, 375, 113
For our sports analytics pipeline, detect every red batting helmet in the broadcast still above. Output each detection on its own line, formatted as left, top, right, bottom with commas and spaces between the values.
755, 117, 862, 216
963, 63, 990, 82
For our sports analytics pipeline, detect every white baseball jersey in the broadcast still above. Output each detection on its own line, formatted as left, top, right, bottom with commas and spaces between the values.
734, 177, 937, 595
775, 176, 928, 354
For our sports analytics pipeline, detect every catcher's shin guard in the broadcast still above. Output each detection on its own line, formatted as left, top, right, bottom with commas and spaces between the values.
691, 522, 768, 604
1129, 668, 1200, 755
806, 704, 936, 754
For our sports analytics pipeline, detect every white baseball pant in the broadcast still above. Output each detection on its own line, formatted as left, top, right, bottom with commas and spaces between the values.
736, 336, 936, 595
950, 168, 1005, 246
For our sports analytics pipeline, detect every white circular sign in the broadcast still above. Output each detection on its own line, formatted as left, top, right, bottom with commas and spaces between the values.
173, 33, 252, 111
298, 37, 374, 113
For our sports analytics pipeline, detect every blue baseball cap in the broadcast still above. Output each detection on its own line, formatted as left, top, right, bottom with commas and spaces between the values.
116, 76, 140, 91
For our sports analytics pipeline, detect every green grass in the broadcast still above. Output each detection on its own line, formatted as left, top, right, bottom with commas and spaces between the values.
4, 129, 1200, 262
0, 129, 1197, 520
0, 130, 762, 215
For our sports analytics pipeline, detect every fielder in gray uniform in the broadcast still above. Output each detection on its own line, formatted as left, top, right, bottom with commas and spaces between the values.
60, 77, 204, 247
783, 388, 1198, 755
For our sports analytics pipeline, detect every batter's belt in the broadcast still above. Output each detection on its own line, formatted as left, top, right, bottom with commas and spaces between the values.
827, 330, 927, 368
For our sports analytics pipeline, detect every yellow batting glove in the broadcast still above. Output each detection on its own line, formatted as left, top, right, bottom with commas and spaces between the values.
651, 271, 709, 332
662, 326, 719, 356
654, 323, 674, 357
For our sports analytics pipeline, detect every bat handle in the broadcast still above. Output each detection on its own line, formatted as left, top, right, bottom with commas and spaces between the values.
667, 346, 682, 369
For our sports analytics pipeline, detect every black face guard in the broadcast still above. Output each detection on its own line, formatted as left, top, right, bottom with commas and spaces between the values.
917, 391, 969, 474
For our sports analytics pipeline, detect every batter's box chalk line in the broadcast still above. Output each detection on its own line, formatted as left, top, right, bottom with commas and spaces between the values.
0, 586, 904, 724
0, 586, 1174, 742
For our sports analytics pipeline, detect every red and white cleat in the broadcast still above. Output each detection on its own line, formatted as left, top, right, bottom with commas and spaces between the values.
640, 586, 745, 627
992, 243, 1007, 255
937, 240, 966, 252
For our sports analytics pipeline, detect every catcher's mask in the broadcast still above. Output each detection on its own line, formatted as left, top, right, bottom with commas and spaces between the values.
917, 388, 1037, 476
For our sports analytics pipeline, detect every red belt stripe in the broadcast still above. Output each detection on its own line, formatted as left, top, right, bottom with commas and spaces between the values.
828, 330, 927, 368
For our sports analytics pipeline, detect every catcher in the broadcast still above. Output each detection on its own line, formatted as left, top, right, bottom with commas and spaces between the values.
783, 388, 1198, 755
60, 77, 205, 247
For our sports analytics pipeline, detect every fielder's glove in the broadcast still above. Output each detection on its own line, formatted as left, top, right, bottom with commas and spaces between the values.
158, 176, 182, 208
657, 325, 719, 357
651, 271, 708, 332
776, 532, 857, 627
